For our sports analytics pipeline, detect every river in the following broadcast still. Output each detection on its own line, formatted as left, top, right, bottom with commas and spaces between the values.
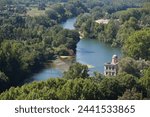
30, 17, 122, 81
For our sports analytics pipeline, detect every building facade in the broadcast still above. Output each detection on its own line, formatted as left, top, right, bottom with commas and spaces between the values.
104, 55, 118, 76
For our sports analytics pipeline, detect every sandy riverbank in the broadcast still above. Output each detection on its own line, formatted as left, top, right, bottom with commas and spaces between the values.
49, 57, 74, 72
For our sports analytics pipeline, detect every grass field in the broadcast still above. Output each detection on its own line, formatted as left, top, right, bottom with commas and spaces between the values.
27, 7, 50, 17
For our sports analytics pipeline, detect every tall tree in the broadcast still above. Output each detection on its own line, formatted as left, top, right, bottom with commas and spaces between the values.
123, 29, 150, 60
63, 63, 89, 79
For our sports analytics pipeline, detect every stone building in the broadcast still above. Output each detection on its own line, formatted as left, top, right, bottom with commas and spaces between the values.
104, 55, 118, 76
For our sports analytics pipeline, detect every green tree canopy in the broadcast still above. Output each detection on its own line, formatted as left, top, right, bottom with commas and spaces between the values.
123, 28, 150, 60
118, 88, 142, 100
63, 62, 89, 79
0, 71, 9, 92
118, 57, 140, 77
139, 67, 150, 98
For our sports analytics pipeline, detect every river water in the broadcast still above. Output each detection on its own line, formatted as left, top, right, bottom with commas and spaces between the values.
30, 17, 122, 81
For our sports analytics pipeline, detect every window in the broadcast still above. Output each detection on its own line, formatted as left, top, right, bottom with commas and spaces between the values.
112, 72, 115, 76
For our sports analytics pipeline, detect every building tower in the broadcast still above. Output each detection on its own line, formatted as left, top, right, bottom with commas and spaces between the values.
111, 54, 118, 64
104, 55, 118, 76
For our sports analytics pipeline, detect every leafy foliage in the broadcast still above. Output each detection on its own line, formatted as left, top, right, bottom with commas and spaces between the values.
0, 1, 81, 90
75, 2, 150, 47
0, 71, 9, 92
0, 0, 150, 100
0, 62, 149, 100
0, 78, 102, 100
63, 62, 89, 80
118, 89, 142, 100
123, 29, 150, 60
139, 68, 150, 98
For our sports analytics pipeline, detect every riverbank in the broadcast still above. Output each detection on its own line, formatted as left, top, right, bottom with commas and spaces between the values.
29, 17, 122, 81
51, 57, 74, 72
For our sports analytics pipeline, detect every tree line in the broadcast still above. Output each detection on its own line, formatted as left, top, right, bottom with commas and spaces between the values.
0, 62, 150, 100
0, 0, 150, 100
75, 3, 150, 47
0, 1, 87, 92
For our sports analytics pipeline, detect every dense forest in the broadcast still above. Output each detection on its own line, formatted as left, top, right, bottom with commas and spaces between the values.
0, 0, 150, 100
0, 0, 84, 91
75, 1, 150, 47
0, 63, 150, 100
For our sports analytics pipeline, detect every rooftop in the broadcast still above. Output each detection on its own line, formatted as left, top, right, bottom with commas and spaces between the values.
95, 19, 110, 24
112, 54, 118, 58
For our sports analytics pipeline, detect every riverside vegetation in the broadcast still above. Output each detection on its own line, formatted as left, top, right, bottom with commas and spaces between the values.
0, 0, 150, 100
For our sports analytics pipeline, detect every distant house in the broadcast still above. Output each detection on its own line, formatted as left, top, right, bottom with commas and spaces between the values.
104, 55, 118, 76
95, 19, 110, 24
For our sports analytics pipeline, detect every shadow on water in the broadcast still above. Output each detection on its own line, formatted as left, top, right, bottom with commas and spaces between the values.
77, 48, 95, 54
